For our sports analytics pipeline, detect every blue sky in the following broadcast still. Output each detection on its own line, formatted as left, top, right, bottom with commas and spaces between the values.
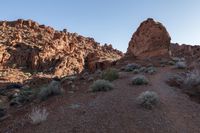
0, 0, 200, 52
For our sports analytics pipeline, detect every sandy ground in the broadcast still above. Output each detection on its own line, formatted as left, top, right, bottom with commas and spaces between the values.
1, 67, 200, 133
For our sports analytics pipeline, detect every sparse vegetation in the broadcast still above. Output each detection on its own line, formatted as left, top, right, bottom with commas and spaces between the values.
123, 63, 141, 72
102, 68, 119, 81
168, 60, 175, 65
184, 70, 200, 88
90, 79, 114, 92
167, 74, 184, 87
167, 70, 200, 99
131, 75, 149, 85
145, 66, 157, 74
171, 57, 181, 62
137, 91, 159, 109
133, 69, 140, 74
69, 104, 80, 109
10, 88, 34, 106
175, 61, 187, 69
38, 80, 62, 101
139, 67, 146, 72
61, 76, 77, 81
29, 107, 49, 125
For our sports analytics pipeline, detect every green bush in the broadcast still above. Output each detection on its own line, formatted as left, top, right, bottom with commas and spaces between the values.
38, 81, 62, 101
102, 68, 119, 81
131, 75, 149, 85
137, 91, 159, 109
90, 79, 114, 92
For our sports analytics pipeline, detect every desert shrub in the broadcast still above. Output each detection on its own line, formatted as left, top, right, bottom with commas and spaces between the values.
145, 66, 157, 74
10, 88, 34, 106
61, 76, 77, 81
167, 70, 200, 101
184, 70, 200, 88
38, 80, 62, 101
167, 74, 184, 87
29, 107, 49, 125
123, 63, 141, 72
168, 60, 175, 65
133, 69, 140, 74
137, 91, 159, 109
90, 79, 114, 92
172, 57, 181, 62
167, 70, 200, 89
69, 104, 80, 109
175, 61, 187, 69
131, 75, 149, 85
180, 57, 185, 62
159, 60, 167, 65
102, 68, 119, 81
139, 67, 146, 72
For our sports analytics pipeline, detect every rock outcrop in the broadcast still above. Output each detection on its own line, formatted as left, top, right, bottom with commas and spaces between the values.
0, 19, 123, 77
127, 18, 171, 59
171, 43, 200, 62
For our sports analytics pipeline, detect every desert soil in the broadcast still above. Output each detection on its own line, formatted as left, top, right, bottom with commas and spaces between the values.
1, 66, 200, 133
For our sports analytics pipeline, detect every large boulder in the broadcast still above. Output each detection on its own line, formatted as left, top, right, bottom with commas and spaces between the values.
127, 18, 171, 59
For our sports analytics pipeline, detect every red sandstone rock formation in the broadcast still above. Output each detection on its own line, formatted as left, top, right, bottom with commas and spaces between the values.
0, 19, 123, 77
127, 18, 171, 59
170, 43, 200, 62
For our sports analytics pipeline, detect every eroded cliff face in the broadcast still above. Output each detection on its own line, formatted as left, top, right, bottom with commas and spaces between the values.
0, 19, 123, 77
127, 18, 171, 59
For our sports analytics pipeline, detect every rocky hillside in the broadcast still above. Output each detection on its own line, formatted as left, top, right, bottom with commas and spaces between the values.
0, 19, 123, 77
2, 18, 200, 133
171, 43, 200, 62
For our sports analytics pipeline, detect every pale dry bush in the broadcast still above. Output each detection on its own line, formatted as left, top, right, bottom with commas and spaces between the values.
29, 107, 49, 125
38, 80, 62, 101
131, 75, 149, 85
90, 79, 114, 92
184, 70, 200, 88
175, 61, 187, 69
137, 91, 159, 109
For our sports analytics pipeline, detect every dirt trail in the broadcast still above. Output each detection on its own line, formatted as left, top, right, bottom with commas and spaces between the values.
151, 68, 200, 133
4, 67, 200, 133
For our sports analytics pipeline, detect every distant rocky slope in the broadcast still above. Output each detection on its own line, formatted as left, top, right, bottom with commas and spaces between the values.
127, 18, 171, 59
0, 19, 123, 77
170, 43, 200, 62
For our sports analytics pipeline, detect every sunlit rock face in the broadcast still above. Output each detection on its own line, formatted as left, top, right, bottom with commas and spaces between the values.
0, 19, 123, 77
127, 18, 171, 59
